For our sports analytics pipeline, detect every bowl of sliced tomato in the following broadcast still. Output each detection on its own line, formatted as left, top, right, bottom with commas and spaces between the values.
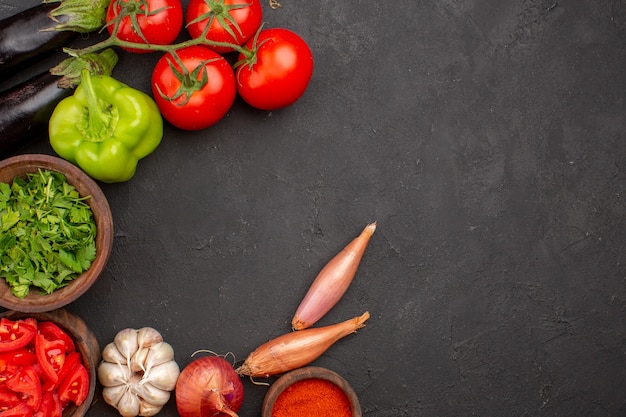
0, 308, 99, 417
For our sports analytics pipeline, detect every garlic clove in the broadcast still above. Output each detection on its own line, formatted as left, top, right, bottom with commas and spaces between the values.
144, 360, 180, 391
144, 342, 175, 371
132, 381, 171, 406
115, 328, 139, 360
136, 327, 163, 349
138, 398, 163, 417
98, 361, 131, 387
117, 390, 141, 417
102, 342, 127, 365
130, 347, 150, 373
102, 384, 128, 408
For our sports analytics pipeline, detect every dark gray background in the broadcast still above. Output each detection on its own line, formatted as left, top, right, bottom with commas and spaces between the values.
1, 0, 625, 416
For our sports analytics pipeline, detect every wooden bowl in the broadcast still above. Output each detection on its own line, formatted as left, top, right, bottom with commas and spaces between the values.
0, 154, 113, 312
262, 366, 362, 417
0, 308, 100, 417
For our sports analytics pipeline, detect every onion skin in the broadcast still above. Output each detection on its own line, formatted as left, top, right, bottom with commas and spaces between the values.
237, 311, 370, 378
176, 356, 244, 417
292, 223, 376, 330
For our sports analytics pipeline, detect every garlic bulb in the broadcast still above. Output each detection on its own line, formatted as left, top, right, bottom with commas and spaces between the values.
98, 327, 180, 417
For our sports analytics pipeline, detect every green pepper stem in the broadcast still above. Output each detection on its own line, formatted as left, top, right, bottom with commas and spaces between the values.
80, 69, 114, 142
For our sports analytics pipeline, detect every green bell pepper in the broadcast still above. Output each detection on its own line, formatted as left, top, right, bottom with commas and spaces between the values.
49, 70, 163, 183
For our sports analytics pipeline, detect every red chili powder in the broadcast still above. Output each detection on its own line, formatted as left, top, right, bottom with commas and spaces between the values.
272, 377, 352, 417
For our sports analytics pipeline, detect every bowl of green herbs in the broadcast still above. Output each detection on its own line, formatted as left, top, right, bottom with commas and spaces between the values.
0, 154, 113, 312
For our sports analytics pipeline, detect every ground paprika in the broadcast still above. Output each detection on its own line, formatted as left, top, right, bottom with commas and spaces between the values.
271, 377, 352, 417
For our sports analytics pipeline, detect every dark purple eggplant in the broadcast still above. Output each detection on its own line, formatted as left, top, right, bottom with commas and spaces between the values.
0, 71, 71, 159
0, 3, 78, 78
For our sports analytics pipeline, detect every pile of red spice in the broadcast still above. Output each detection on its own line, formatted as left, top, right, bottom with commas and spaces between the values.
272, 378, 352, 417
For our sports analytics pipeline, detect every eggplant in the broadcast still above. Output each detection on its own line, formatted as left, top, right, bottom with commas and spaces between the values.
0, 3, 78, 77
0, 71, 71, 159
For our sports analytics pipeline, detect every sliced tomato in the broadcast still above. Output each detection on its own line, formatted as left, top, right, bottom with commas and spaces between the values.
0, 387, 21, 410
33, 391, 61, 417
0, 350, 37, 371
36, 323, 74, 354
34, 336, 65, 386
5, 366, 41, 411
0, 401, 32, 417
57, 364, 88, 407
54, 352, 81, 388
0, 320, 36, 353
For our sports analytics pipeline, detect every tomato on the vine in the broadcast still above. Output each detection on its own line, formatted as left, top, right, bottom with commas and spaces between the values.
106, 0, 184, 53
151, 45, 237, 130
236, 28, 314, 111
186, 0, 263, 54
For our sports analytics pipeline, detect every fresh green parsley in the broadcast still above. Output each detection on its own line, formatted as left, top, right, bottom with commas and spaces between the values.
0, 169, 97, 298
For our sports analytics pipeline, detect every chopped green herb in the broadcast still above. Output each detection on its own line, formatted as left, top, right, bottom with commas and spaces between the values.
0, 169, 97, 298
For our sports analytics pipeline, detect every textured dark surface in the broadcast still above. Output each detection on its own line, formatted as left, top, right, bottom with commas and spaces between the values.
1, 0, 625, 416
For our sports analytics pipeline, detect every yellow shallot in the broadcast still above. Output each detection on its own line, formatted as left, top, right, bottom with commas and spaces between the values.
236, 311, 370, 378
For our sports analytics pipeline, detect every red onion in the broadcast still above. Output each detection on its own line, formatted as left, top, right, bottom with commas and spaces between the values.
175, 356, 244, 417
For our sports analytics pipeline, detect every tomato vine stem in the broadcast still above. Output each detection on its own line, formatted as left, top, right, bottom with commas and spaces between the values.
63, 1, 254, 58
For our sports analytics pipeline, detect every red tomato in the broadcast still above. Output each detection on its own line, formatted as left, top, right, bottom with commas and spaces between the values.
0, 350, 37, 370
0, 319, 36, 353
186, 0, 263, 54
5, 366, 41, 410
0, 387, 21, 409
106, 0, 184, 53
57, 364, 88, 407
54, 352, 81, 388
34, 336, 65, 385
0, 401, 32, 417
33, 391, 62, 417
151, 45, 237, 130
236, 28, 314, 110
36, 323, 74, 354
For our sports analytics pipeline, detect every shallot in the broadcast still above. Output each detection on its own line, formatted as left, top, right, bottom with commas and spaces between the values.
292, 223, 376, 330
237, 311, 370, 378
175, 355, 244, 417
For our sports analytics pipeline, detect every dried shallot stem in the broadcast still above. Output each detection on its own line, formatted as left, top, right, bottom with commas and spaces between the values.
236, 312, 370, 378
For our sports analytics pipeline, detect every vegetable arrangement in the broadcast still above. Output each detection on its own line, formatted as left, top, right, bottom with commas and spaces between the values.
63, 0, 314, 127
0, 169, 97, 298
1, 0, 314, 183
0, 1, 374, 416
168, 223, 376, 416
0, 317, 90, 416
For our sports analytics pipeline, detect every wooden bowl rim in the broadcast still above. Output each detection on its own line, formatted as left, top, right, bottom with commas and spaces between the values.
262, 366, 362, 417
0, 308, 101, 417
0, 154, 113, 312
